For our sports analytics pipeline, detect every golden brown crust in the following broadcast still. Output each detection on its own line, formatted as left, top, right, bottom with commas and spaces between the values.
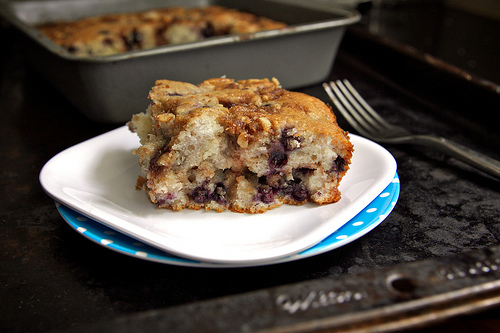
37, 6, 287, 56
129, 77, 353, 213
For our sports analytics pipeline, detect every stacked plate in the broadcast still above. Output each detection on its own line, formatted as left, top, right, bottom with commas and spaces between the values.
40, 126, 399, 268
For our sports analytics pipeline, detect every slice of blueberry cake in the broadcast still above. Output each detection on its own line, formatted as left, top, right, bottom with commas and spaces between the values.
128, 78, 353, 213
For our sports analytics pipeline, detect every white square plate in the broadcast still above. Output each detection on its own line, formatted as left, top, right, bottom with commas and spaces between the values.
40, 126, 397, 265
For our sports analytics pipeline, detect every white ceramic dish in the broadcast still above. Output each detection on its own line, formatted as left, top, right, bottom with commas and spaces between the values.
55, 172, 399, 267
40, 126, 397, 265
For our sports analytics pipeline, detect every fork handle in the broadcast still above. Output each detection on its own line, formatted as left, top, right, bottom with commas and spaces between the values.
414, 135, 500, 179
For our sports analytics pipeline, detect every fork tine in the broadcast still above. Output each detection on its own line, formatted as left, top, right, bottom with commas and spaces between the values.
339, 79, 394, 131
333, 80, 383, 135
322, 82, 370, 137
324, 81, 384, 138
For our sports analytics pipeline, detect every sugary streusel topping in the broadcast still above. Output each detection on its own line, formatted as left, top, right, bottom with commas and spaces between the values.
128, 77, 353, 213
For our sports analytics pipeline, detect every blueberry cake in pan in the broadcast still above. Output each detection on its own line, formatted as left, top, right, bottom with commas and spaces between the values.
128, 78, 353, 213
37, 6, 287, 57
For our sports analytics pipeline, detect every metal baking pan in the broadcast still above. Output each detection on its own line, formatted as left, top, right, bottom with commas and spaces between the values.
0, 0, 360, 123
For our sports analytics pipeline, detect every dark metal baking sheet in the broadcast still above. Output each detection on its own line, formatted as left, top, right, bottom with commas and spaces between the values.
60, 245, 500, 333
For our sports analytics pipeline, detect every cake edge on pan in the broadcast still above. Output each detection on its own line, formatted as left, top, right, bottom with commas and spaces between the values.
37, 6, 287, 57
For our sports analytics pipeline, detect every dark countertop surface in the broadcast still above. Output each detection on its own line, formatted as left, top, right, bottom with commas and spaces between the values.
1, 1, 500, 332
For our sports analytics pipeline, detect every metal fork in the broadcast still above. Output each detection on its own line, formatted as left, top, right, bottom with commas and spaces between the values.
323, 79, 500, 179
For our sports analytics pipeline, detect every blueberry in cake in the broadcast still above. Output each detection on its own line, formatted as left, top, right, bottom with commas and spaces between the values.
128, 78, 353, 213
37, 6, 287, 57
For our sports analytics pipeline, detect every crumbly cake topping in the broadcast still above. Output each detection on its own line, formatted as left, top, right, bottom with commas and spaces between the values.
129, 78, 353, 213
37, 6, 287, 56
